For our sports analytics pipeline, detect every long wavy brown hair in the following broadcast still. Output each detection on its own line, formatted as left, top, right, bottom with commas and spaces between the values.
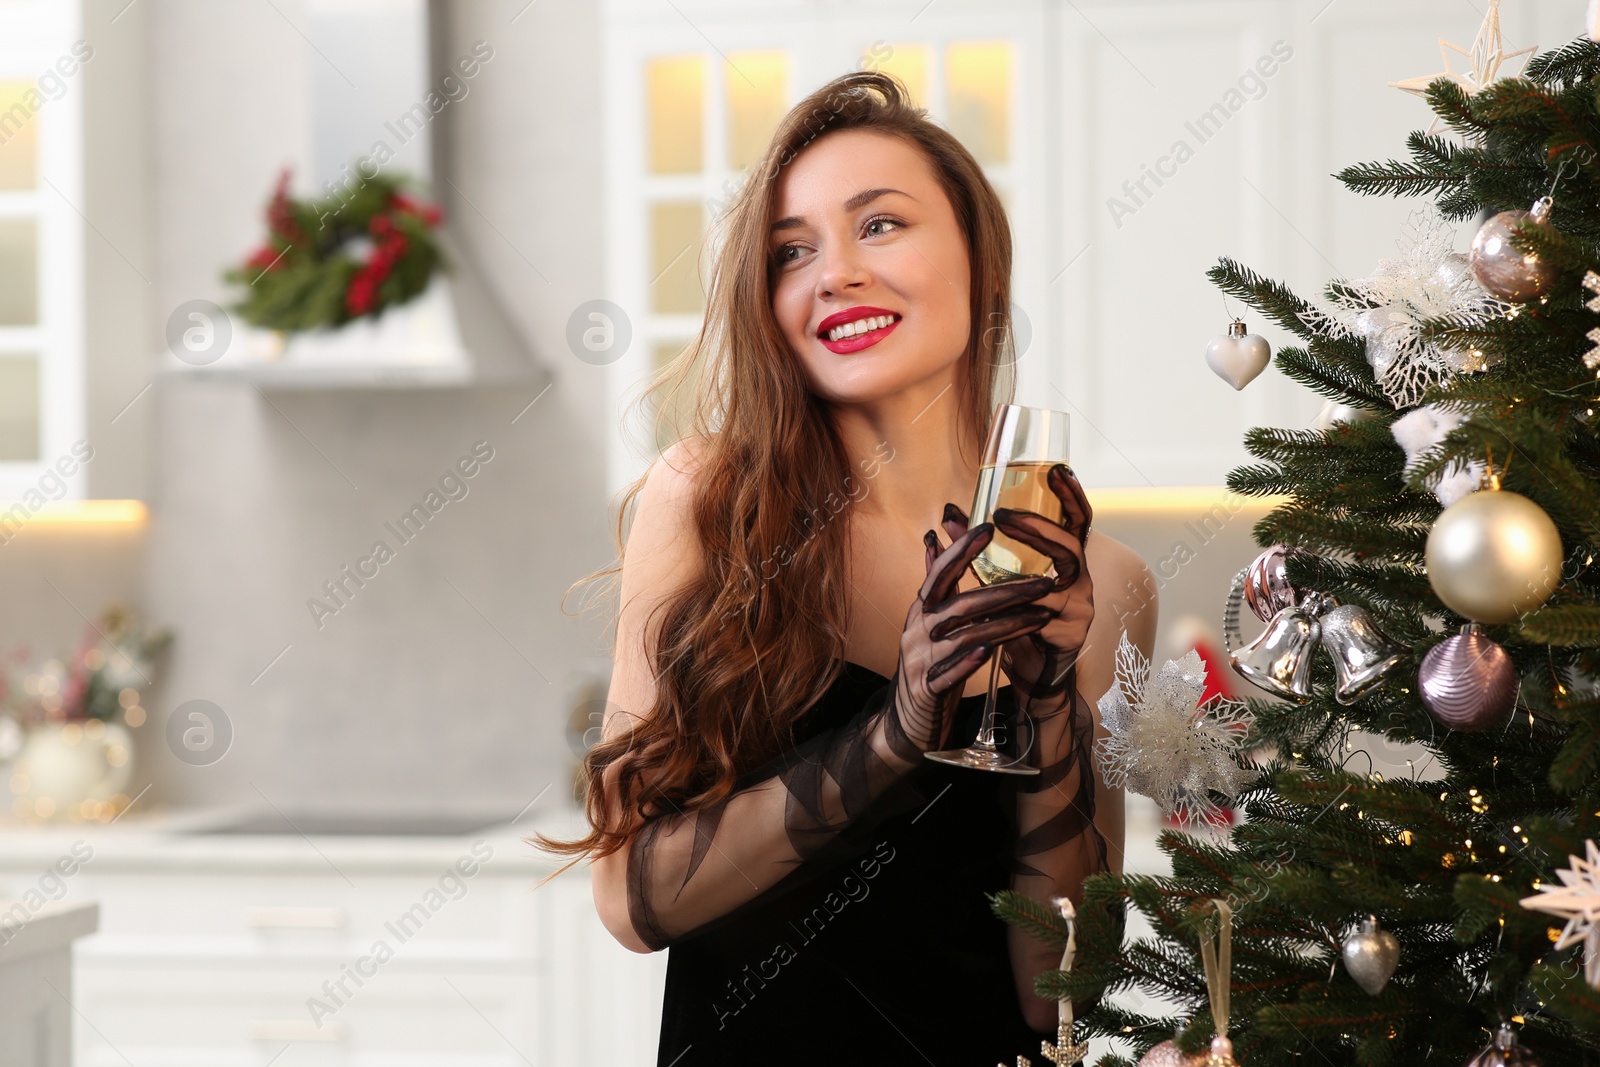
532, 69, 1018, 872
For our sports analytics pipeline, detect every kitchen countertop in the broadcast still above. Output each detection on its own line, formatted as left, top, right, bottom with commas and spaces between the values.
0, 800, 594, 875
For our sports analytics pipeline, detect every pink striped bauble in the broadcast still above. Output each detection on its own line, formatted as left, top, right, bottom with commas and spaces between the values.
1418, 626, 1518, 732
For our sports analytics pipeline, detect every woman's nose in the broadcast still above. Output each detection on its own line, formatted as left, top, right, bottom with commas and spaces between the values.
817, 241, 870, 296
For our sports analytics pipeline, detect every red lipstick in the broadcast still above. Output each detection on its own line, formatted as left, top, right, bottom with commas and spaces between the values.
816, 306, 902, 354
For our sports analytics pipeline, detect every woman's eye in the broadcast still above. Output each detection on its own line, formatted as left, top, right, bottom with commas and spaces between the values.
863, 215, 903, 237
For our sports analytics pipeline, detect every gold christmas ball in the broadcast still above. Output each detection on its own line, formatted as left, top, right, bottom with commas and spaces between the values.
1138, 1040, 1209, 1067
1425, 489, 1563, 624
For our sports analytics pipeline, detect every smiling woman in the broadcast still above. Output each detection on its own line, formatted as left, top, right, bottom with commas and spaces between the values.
534, 69, 1156, 1065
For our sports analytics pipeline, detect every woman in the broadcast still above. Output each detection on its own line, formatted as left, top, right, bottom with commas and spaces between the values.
536, 70, 1157, 1063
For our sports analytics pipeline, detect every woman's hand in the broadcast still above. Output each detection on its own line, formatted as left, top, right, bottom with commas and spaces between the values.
937, 463, 1094, 705
884, 523, 1058, 756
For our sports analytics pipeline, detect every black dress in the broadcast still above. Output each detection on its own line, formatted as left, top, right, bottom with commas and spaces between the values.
653, 659, 1050, 1066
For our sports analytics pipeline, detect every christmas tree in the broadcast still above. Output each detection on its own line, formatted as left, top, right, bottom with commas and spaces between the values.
994, 31, 1600, 1067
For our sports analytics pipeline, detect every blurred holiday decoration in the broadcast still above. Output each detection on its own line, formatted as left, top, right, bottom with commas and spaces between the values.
1465, 1024, 1545, 1067
1424, 479, 1563, 624
1392, 404, 1489, 508
1520, 839, 1600, 989
1094, 632, 1256, 824
1314, 399, 1379, 431
1164, 615, 1239, 704
1582, 270, 1600, 370
1205, 318, 1271, 390
1418, 624, 1519, 731
999, 896, 1089, 1067
1470, 196, 1561, 302
5, 604, 172, 822
1389, 0, 1534, 137
223, 168, 446, 332
1224, 570, 1408, 704
1341, 915, 1400, 994
1298, 205, 1509, 407
0, 713, 19, 764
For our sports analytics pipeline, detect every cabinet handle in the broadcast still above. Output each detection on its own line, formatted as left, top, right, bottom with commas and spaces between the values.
244, 906, 347, 929
247, 1020, 346, 1042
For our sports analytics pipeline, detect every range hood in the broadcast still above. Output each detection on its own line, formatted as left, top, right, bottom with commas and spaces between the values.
161, 0, 548, 390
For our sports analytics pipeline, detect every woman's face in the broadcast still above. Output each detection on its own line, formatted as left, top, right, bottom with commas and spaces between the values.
768, 129, 972, 405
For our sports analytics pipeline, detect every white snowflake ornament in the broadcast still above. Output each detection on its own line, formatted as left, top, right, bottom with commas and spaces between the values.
1299, 204, 1510, 408
1094, 632, 1256, 824
1522, 839, 1600, 989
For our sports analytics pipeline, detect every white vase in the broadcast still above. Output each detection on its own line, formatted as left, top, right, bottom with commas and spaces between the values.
9, 720, 133, 820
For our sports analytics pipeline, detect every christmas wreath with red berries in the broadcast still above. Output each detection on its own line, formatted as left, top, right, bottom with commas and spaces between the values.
223, 169, 446, 332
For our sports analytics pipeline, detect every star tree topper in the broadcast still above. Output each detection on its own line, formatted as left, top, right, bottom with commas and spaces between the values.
1521, 839, 1600, 989
1389, 0, 1536, 136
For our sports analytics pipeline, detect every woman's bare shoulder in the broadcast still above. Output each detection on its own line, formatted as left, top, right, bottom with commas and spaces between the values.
609, 440, 718, 755
625, 436, 715, 584
1085, 530, 1158, 654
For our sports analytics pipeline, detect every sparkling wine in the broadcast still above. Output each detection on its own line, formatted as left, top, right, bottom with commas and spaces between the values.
969, 460, 1067, 584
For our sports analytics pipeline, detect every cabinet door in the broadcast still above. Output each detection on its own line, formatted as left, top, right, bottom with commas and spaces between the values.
74, 961, 540, 1067
541, 870, 669, 1064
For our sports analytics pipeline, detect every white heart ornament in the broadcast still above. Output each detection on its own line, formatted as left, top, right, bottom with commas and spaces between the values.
1205, 320, 1271, 390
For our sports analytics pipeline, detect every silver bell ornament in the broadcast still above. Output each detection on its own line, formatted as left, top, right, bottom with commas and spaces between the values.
1425, 482, 1563, 624
1418, 624, 1519, 732
1341, 915, 1400, 995
1224, 575, 1322, 703
1317, 600, 1409, 705
1206, 318, 1271, 390
1224, 573, 1407, 704
1466, 1023, 1543, 1067
1470, 196, 1561, 303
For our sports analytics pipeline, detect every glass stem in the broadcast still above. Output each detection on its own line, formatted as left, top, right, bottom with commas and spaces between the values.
972, 645, 1004, 751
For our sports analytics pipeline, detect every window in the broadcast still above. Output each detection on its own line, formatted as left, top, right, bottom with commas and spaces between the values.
608, 9, 1022, 495
0, 0, 85, 490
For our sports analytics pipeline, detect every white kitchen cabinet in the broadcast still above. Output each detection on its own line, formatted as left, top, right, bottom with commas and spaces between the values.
0, 810, 667, 1066
0, 899, 98, 1067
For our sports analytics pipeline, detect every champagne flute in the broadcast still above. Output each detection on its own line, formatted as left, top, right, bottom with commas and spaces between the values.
924, 403, 1071, 775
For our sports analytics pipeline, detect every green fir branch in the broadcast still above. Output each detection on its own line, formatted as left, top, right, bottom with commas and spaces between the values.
1207, 258, 1325, 341
988, 889, 1071, 949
